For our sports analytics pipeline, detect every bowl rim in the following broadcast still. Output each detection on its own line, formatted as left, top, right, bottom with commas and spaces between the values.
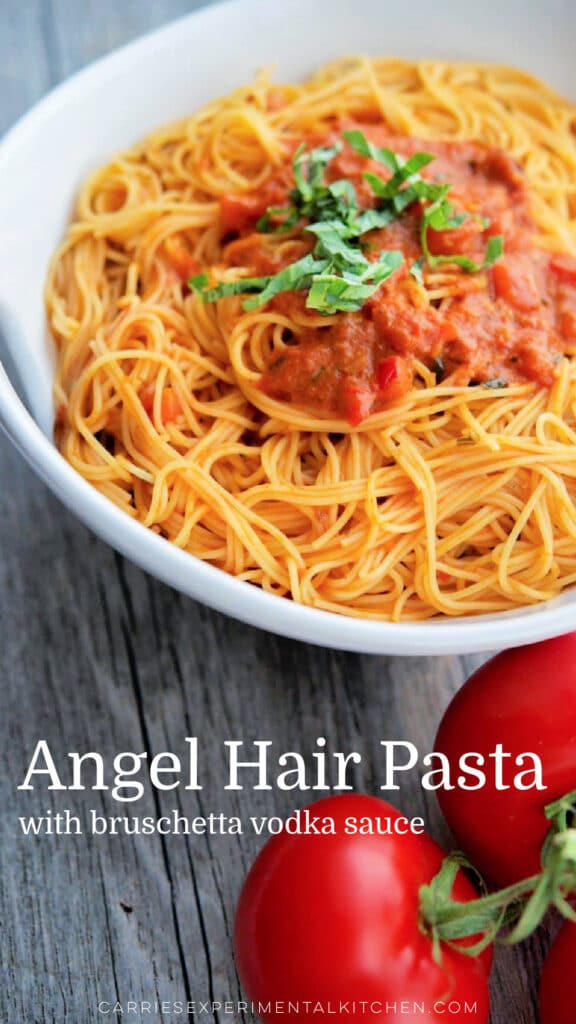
1, 0, 575, 656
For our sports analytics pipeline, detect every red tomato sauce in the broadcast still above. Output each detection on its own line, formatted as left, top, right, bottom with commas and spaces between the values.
218, 123, 576, 425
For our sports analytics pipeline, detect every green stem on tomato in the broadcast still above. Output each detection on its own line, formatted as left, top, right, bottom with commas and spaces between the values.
545, 787, 576, 832
420, 789, 576, 962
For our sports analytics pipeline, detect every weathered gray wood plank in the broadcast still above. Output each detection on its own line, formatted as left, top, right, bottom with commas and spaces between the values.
0, 3, 554, 1023
0, 2, 52, 128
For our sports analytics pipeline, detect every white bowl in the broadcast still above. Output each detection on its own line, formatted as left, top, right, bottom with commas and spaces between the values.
1, 0, 575, 655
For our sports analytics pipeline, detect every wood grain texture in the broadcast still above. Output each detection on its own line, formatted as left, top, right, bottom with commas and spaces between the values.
0, 3, 552, 1021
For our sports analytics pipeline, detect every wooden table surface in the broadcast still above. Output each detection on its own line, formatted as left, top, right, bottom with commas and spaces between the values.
0, 3, 553, 1022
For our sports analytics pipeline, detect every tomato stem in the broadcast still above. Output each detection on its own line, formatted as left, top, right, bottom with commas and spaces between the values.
421, 788, 576, 960
545, 787, 576, 831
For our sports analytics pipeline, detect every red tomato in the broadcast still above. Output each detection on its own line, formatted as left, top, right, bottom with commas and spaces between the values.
550, 254, 576, 287
234, 794, 491, 1023
376, 355, 413, 401
539, 921, 576, 1024
561, 310, 576, 341
492, 258, 540, 311
140, 387, 181, 423
341, 382, 376, 425
435, 635, 576, 889
427, 218, 485, 258
220, 194, 270, 234
220, 176, 291, 235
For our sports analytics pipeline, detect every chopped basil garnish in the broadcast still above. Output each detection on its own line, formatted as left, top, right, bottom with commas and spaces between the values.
191, 129, 504, 314
190, 255, 327, 309
305, 252, 404, 314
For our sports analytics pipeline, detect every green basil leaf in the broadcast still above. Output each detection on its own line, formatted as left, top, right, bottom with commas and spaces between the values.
242, 255, 329, 310
189, 272, 209, 293
343, 129, 400, 172
307, 263, 401, 314
293, 142, 342, 202
190, 272, 270, 303
483, 235, 505, 267
306, 221, 369, 267
327, 178, 357, 209
364, 155, 434, 201
359, 250, 404, 284
256, 206, 301, 233
353, 208, 396, 233
306, 274, 374, 313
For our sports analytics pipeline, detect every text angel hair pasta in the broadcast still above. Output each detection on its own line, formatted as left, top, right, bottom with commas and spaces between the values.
47, 57, 576, 621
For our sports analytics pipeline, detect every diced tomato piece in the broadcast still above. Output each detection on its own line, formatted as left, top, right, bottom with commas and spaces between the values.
220, 193, 270, 234
161, 389, 181, 421
163, 237, 201, 282
141, 387, 181, 422
377, 355, 400, 390
439, 320, 460, 344
492, 260, 540, 312
516, 332, 556, 386
427, 218, 485, 257
560, 311, 576, 341
140, 391, 154, 415
483, 149, 524, 190
376, 355, 413, 400
550, 254, 576, 287
341, 383, 376, 427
